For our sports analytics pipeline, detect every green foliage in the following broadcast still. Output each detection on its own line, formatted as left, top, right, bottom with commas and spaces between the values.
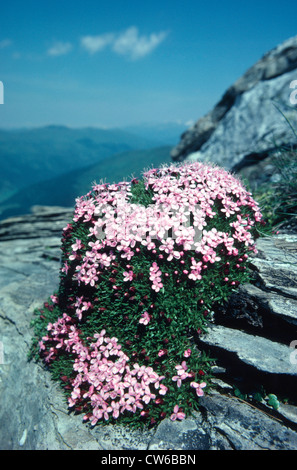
233, 385, 281, 411
253, 109, 297, 233
267, 394, 280, 411
254, 145, 297, 232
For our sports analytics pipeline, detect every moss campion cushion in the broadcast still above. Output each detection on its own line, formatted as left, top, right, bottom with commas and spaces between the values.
31, 161, 264, 427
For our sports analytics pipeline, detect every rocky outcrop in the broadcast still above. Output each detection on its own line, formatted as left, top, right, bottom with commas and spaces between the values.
171, 35, 297, 172
199, 233, 297, 397
1, 206, 297, 450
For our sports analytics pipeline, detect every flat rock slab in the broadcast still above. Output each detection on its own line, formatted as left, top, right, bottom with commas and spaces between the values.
199, 324, 297, 377
0, 205, 73, 241
252, 234, 297, 299
243, 283, 297, 326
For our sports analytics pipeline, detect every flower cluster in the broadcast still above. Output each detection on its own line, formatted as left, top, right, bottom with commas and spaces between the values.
38, 313, 207, 425
32, 161, 264, 428
69, 330, 167, 426
39, 312, 77, 363
39, 316, 167, 424
64, 162, 262, 295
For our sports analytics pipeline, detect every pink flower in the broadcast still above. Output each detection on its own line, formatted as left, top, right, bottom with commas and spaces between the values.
183, 349, 191, 358
149, 262, 163, 292
158, 349, 168, 358
139, 311, 151, 325
61, 261, 70, 274
72, 239, 83, 251
50, 295, 59, 304
170, 405, 186, 421
172, 361, 189, 387
176, 361, 188, 372
123, 270, 134, 282
142, 387, 156, 404
159, 384, 168, 395
110, 400, 121, 419
190, 381, 207, 397
38, 340, 45, 351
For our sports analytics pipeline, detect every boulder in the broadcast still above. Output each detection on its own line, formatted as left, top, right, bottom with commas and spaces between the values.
171, 35, 297, 173
1, 206, 297, 450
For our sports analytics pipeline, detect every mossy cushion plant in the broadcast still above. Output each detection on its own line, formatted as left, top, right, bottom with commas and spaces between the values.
30, 161, 264, 428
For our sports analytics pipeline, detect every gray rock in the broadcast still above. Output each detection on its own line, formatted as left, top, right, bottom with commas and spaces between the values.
252, 235, 297, 299
171, 35, 297, 172
213, 234, 297, 329
185, 70, 297, 171
149, 392, 297, 450
243, 283, 297, 327
198, 392, 297, 450
0, 205, 73, 241
278, 403, 297, 426
148, 414, 211, 451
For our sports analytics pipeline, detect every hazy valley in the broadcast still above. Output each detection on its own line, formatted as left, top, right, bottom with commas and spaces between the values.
0, 122, 186, 220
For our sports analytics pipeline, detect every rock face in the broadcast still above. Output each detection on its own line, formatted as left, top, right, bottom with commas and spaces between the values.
171, 35, 297, 172
1, 206, 297, 450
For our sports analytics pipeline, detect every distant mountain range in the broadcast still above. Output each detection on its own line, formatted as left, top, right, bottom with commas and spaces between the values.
121, 121, 189, 146
0, 122, 186, 220
0, 125, 155, 201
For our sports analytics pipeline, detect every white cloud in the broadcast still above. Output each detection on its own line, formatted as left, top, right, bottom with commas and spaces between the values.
80, 33, 115, 54
47, 41, 73, 57
112, 27, 168, 60
81, 27, 168, 60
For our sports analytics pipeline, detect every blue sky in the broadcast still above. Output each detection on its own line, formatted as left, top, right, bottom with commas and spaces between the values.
0, 0, 296, 129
